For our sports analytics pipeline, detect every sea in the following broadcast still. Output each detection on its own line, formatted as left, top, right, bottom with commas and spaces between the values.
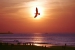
0, 33, 75, 47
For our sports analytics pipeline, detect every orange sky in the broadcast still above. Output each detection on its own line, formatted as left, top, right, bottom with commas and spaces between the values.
0, 0, 75, 33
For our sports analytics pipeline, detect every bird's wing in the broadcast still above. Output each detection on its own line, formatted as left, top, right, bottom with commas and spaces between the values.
34, 14, 37, 18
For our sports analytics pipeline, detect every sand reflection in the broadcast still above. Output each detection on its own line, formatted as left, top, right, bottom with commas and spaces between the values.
34, 43, 53, 47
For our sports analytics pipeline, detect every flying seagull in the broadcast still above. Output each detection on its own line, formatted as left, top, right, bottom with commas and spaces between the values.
34, 7, 40, 18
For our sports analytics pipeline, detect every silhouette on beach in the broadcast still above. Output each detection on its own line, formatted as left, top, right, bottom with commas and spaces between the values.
0, 42, 75, 50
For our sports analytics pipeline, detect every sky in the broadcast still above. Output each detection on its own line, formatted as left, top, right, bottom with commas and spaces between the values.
0, 0, 75, 33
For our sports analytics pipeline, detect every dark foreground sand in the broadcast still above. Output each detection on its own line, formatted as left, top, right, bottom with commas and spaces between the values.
0, 43, 75, 50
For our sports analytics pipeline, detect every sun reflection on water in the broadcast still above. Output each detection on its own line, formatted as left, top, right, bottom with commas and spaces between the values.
34, 43, 53, 47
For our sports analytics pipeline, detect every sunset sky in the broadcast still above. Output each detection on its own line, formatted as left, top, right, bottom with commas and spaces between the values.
0, 0, 75, 33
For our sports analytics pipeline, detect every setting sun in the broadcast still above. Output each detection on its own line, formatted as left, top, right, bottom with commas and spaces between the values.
0, 0, 75, 33
31, 6, 43, 19
28, 1, 44, 19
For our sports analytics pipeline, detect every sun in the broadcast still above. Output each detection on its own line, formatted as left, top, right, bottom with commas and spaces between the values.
31, 6, 43, 19
29, 1, 44, 19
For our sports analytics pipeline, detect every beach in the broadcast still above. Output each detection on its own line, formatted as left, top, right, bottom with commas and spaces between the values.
0, 42, 75, 50
0, 33, 75, 50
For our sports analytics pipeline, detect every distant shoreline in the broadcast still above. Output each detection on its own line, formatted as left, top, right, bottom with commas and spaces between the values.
0, 33, 13, 34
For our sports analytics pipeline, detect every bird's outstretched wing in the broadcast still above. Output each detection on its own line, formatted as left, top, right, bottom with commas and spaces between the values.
34, 14, 37, 18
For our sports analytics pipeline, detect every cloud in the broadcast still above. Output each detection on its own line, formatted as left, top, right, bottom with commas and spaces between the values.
0, 0, 75, 17
0, 0, 34, 8
0, 0, 35, 15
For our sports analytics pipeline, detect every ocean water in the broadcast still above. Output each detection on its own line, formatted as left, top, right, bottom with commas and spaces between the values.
0, 33, 75, 46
